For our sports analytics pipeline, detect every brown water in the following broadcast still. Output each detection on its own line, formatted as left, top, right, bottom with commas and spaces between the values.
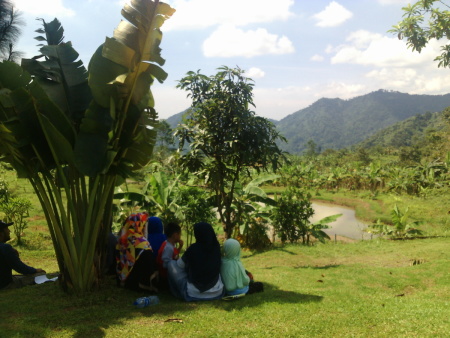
311, 202, 371, 240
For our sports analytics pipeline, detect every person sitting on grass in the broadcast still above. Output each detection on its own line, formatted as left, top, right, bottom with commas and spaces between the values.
147, 216, 166, 260
0, 221, 46, 290
167, 222, 224, 301
116, 212, 158, 292
221, 238, 250, 296
221, 238, 264, 297
156, 222, 183, 283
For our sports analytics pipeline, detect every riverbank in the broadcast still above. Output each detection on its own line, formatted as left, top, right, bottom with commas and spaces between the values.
264, 185, 450, 237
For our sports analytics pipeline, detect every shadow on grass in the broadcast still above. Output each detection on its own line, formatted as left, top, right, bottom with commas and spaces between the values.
293, 264, 341, 270
0, 277, 322, 337
242, 246, 298, 259
212, 282, 323, 312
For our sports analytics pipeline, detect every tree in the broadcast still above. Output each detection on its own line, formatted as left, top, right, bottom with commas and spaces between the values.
0, 0, 24, 62
175, 66, 286, 238
304, 139, 320, 159
0, 0, 175, 292
155, 120, 174, 149
0, 196, 31, 245
272, 188, 314, 244
390, 0, 450, 67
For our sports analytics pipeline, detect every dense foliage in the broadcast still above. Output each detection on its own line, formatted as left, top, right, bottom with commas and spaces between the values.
390, 0, 450, 67
0, 1, 175, 292
175, 66, 286, 237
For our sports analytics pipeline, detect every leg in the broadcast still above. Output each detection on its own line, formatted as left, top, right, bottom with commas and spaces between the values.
167, 260, 188, 300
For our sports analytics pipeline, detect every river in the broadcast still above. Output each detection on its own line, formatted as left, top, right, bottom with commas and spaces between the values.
311, 201, 371, 240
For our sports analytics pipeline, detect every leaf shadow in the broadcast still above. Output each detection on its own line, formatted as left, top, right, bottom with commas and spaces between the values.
0, 277, 321, 336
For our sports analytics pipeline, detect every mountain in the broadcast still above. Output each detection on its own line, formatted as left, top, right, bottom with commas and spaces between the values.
161, 90, 450, 155
276, 90, 450, 154
164, 109, 278, 129
357, 111, 444, 149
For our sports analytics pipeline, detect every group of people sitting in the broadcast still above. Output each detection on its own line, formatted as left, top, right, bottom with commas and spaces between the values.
115, 212, 262, 301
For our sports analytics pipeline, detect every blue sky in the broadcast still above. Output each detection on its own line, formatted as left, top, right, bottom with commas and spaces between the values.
13, 0, 450, 120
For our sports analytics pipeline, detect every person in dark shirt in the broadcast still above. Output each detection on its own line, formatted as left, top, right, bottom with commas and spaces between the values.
0, 221, 45, 290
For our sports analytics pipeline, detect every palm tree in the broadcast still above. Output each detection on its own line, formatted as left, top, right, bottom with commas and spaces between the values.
0, 0, 24, 62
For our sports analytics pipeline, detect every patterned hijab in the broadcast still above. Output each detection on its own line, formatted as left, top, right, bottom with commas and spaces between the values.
220, 239, 250, 291
116, 212, 151, 282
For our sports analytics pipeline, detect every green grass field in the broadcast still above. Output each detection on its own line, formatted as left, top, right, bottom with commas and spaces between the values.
1, 174, 449, 337
1, 238, 448, 337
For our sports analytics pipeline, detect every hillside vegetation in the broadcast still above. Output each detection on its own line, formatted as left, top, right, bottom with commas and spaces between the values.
164, 90, 450, 155
277, 90, 450, 154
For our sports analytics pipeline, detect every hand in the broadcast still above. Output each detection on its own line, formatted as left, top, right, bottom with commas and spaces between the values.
177, 239, 184, 250
35, 268, 46, 274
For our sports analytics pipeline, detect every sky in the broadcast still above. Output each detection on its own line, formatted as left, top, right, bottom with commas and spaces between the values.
12, 0, 450, 121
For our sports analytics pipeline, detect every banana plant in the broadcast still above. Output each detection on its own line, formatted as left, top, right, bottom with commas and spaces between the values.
0, 0, 175, 292
305, 213, 341, 244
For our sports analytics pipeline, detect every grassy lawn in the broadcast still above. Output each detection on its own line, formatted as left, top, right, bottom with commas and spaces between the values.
1, 238, 448, 337
1, 173, 449, 336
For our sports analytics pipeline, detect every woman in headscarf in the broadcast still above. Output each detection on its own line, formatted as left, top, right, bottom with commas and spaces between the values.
221, 238, 250, 296
116, 212, 158, 292
147, 216, 166, 259
167, 222, 224, 301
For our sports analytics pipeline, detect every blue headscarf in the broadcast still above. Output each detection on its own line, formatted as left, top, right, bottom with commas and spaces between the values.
147, 216, 166, 258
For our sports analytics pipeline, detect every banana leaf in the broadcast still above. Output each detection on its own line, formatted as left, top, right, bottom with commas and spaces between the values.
21, 18, 91, 126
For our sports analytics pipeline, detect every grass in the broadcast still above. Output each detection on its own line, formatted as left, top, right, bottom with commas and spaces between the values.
1, 172, 449, 336
1, 238, 449, 337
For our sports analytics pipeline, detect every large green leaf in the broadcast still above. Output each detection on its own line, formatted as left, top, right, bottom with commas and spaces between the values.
90, 0, 174, 109
21, 18, 91, 126
74, 102, 112, 176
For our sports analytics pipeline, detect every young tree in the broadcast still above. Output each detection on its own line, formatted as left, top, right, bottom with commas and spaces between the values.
0, 0, 24, 62
0, 0, 175, 292
176, 66, 286, 238
390, 0, 450, 67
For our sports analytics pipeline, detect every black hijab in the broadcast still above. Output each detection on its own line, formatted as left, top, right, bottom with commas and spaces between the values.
182, 222, 221, 292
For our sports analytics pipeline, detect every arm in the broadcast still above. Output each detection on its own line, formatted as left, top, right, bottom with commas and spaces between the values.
161, 244, 174, 269
2, 244, 40, 275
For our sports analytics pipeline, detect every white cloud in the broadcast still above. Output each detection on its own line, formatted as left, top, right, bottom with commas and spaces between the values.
152, 85, 191, 119
313, 1, 353, 27
14, 0, 75, 17
377, 0, 410, 5
253, 82, 367, 119
246, 67, 265, 79
311, 54, 325, 62
366, 67, 450, 95
203, 25, 295, 58
163, 0, 294, 31
331, 30, 442, 68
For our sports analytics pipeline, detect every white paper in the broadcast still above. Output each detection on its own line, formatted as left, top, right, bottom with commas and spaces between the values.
34, 275, 58, 284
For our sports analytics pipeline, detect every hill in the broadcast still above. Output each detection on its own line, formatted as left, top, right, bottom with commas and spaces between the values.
162, 90, 450, 154
164, 109, 278, 130
276, 90, 450, 154
357, 111, 444, 149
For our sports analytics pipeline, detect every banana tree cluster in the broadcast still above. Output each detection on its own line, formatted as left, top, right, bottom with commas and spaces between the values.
0, 0, 175, 292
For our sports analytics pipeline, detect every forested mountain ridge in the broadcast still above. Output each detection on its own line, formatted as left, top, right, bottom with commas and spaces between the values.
357, 111, 443, 149
276, 90, 450, 154
163, 90, 450, 154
